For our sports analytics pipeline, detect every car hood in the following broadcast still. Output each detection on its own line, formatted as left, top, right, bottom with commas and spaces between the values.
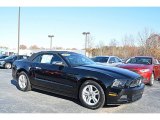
117, 63, 151, 69
76, 64, 140, 79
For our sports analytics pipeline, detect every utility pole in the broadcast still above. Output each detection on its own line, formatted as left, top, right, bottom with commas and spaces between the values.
17, 7, 21, 55
82, 32, 90, 56
48, 35, 54, 50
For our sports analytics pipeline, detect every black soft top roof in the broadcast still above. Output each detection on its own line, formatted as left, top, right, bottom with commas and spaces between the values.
28, 51, 78, 61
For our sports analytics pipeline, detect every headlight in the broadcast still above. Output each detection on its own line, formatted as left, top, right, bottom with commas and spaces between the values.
139, 69, 150, 73
129, 78, 142, 88
111, 79, 127, 88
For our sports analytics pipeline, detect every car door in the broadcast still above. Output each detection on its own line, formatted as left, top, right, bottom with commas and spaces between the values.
31, 53, 76, 95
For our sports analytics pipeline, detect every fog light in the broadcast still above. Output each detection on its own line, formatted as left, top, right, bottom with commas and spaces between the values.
108, 92, 118, 96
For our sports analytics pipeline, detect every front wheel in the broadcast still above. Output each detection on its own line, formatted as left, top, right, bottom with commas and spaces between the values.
17, 72, 31, 91
149, 73, 154, 86
5, 63, 12, 69
79, 80, 105, 109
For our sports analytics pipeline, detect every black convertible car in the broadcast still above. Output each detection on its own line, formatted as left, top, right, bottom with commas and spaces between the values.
12, 51, 145, 109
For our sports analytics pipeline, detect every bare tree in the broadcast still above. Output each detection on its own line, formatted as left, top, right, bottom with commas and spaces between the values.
55, 47, 64, 50
0, 46, 8, 49
19, 44, 27, 50
137, 28, 155, 55
122, 34, 135, 47
87, 35, 95, 57
29, 45, 40, 50
97, 40, 106, 56
121, 34, 136, 58
109, 39, 117, 55
89, 28, 160, 59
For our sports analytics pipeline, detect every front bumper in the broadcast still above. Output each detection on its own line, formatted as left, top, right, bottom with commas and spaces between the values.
107, 83, 145, 104
138, 72, 151, 84
130, 70, 151, 84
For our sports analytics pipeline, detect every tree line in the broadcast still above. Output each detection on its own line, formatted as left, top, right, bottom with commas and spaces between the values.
87, 28, 160, 59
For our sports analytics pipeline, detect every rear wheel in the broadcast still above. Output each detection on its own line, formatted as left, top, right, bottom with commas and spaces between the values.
5, 63, 12, 69
149, 73, 154, 86
17, 72, 31, 91
79, 80, 105, 109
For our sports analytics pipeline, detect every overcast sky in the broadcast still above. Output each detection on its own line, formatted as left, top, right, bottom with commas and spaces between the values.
0, 7, 160, 49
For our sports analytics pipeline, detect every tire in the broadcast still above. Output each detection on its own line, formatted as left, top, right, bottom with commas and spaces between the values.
17, 71, 31, 91
149, 73, 154, 86
79, 80, 105, 109
5, 63, 12, 69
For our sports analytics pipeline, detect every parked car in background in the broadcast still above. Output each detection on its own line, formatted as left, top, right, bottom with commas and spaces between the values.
0, 55, 28, 69
12, 51, 144, 109
121, 58, 128, 63
0, 55, 8, 59
117, 56, 160, 86
91, 56, 123, 66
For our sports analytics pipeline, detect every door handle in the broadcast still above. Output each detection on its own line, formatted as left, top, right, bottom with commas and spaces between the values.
35, 67, 42, 70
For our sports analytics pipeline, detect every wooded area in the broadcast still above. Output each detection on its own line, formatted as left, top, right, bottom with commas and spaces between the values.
88, 29, 160, 59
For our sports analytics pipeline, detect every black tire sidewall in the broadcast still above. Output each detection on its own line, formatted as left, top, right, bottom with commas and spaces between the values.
17, 72, 31, 91
79, 80, 105, 109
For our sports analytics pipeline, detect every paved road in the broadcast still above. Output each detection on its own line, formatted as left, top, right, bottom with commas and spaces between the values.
0, 69, 160, 113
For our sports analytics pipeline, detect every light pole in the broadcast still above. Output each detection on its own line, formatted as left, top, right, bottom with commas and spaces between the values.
82, 32, 90, 56
48, 35, 54, 50
17, 7, 21, 55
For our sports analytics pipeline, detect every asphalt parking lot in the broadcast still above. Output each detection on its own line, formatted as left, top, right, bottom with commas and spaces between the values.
0, 69, 160, 113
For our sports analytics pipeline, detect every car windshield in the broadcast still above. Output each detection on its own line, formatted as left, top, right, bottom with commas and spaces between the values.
126, 57, 152, 65
4, 55, 15, 60
92, 57, 109, 63
61, 53, 95, 67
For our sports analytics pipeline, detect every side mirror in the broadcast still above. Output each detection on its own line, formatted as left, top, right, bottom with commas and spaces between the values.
52, 61, 65, 66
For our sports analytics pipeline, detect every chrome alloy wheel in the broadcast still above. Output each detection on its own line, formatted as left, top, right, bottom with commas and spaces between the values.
82, 85, 100, 106
5, 63, 11, 69
18, 74, 27, 89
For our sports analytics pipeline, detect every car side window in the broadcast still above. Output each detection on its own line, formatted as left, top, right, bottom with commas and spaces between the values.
23, 56, 28, 59
109, 57, 116, 63
115, 57, 122, 62
32, 55, 42, 63
40, 54, 53, 64
33, 54, 64, 65
154, 59, 159, 64
18, 56, 25, 60
50, 54, 63, 64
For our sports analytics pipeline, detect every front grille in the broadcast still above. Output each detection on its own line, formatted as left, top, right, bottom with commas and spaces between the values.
129, 77, 142, 88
